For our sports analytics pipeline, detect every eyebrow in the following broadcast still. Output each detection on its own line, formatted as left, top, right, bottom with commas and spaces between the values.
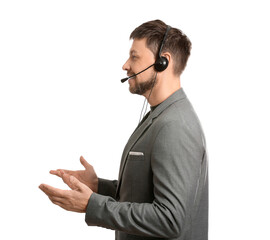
129, 50, 138, 55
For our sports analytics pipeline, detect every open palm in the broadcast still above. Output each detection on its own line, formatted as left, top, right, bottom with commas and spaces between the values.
50, 156, 98, 193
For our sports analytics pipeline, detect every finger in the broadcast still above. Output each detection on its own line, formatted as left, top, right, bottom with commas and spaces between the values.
50, 169, 75, 177
80, 156, 91, 169
50, 170, 65, 178
49, 170, 62, 177
48, 195, 66, 204
39, 184, 67, 198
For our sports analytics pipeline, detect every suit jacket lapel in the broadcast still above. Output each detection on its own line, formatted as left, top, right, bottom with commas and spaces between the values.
116, 88, 187, 197
116, 114, 153, 195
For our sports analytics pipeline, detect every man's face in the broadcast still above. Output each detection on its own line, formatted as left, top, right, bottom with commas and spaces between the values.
122, 38, 157, 95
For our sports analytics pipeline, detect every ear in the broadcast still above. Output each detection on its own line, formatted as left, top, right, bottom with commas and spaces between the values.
162, 52, 172, 63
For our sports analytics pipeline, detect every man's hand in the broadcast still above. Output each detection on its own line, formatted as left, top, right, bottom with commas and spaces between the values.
39, 173, 92, 213
50, 156, 98, 193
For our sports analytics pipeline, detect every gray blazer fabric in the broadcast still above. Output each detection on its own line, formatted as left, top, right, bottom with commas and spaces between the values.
85, 88, 208, 240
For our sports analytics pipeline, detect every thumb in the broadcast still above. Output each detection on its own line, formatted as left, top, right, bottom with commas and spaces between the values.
80, 156, 91, 169
69, 175, 87, 191
61, 173, 76, 190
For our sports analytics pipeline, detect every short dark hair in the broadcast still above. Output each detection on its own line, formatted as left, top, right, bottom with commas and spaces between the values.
130, 19, 192, 76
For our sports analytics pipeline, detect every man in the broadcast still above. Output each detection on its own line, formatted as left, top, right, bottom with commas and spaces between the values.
39, 19, 208, 240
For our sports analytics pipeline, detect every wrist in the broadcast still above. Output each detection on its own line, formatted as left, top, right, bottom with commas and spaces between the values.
92, 178, 98, 193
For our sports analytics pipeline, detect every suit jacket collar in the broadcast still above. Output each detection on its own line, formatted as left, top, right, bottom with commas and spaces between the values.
149, 87, 186, 120
116, 88, 186, 197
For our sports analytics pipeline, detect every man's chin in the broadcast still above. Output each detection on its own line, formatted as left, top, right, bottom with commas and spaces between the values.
129, 86, 141, 95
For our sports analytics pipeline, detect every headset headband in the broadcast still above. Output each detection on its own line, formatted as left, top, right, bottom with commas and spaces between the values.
158, 25, 171, 58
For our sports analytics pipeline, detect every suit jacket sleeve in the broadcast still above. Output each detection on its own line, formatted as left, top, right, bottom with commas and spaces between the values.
85, 121, 204, 238
97, 178, 118, 199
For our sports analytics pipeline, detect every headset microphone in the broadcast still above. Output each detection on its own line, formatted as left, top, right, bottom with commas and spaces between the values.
121, 63, 155, 83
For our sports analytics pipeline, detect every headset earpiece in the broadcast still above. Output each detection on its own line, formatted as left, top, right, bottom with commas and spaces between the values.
154, 56, 169, 72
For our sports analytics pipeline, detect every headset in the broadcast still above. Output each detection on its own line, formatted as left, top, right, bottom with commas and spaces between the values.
121, 25, 171, 83
154, 25, 171, 72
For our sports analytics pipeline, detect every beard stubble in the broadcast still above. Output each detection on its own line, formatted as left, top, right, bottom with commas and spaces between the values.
129, 72, 157, 95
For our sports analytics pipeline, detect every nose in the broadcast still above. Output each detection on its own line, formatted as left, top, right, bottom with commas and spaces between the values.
122, 58, 130, 71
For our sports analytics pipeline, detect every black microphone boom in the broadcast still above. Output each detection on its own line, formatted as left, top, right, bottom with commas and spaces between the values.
121, 63, 155, 83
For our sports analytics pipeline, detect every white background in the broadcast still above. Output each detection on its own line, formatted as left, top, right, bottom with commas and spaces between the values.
0, 0, 269, 239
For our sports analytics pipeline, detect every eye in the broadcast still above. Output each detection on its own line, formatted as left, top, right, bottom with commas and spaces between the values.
131, 55, 138, 60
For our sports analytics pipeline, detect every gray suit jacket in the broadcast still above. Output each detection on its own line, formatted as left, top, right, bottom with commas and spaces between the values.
85, 88, 208, 240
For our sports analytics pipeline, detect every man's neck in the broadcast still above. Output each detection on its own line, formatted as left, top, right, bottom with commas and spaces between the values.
144, 77, 181, 106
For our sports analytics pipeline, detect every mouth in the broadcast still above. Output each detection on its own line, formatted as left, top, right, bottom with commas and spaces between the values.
127, 72, 135, 78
